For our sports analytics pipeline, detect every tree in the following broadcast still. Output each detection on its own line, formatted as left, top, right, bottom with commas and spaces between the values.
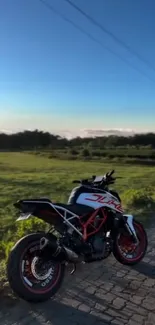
0, 130, 155, 151
81, 148, 90, 157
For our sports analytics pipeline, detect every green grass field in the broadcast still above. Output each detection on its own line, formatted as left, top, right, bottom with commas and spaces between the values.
0, 152, 155, 292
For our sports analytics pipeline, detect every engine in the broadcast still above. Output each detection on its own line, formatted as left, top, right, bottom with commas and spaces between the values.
84, 233, 106, 262
65, 231, 110, 263
40, 230, 112, 265
92, 235, 106, 253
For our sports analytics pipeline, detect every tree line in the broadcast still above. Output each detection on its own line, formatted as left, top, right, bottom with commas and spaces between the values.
0, 130, 155, 150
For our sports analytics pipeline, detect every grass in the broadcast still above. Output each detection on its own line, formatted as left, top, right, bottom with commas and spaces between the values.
0, 152, 155, 293
33, 147, 155, 164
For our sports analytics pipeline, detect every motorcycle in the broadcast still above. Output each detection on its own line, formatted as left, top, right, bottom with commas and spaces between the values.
7, 170, 148, 303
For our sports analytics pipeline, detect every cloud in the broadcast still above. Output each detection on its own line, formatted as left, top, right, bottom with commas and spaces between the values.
56, 128, 135, 139
0, 129, 13, 134
81, 128, 135, 137
0, 126, 153, 139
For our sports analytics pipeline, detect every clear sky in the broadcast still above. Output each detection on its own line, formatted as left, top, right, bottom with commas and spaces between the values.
0, 0, 155, 136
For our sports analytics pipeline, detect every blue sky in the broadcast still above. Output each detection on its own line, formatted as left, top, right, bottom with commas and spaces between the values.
0, 0, 155, 135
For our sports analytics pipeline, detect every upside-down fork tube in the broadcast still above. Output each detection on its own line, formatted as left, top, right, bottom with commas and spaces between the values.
123, 215, 139, 243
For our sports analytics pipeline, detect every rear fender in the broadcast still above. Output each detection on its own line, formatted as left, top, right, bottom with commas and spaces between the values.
14, 200, 63, 229
14, 200, 36, 221
16, 212, 33, 221
14, 200, 36, 213
14, 200, 52, 223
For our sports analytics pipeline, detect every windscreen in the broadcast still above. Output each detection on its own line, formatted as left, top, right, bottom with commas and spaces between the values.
93, 175, 104, 183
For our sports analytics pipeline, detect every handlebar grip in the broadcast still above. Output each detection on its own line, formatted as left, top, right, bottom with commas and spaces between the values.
72, 180, 80, 184
109, 169, 115, 177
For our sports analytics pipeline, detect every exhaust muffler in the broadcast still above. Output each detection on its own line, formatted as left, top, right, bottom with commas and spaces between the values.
40, 235, 79, 263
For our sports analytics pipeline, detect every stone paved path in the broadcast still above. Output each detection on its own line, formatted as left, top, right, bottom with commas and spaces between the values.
1, 225, 155, 325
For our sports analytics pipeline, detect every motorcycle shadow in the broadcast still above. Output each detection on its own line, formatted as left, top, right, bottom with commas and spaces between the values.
131, 260, 155, 278
2, 298, 112, 325
31, 299, 112, 325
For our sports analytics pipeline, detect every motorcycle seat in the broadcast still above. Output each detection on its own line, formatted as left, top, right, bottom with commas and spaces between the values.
55, 203, 94, 216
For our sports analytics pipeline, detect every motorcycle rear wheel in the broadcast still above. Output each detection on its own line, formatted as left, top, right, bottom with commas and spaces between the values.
7, 233, 65, 303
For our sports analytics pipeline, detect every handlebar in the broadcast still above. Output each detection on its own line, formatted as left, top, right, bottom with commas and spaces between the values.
107, 169, 115, 177
72, 178, 93, 185
72, 170, 117, 187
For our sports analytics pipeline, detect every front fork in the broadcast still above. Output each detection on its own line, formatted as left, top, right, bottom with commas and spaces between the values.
123, 214, 139, 244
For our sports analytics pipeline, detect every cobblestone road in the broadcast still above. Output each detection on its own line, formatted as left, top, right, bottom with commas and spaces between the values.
1, 225, 155, 325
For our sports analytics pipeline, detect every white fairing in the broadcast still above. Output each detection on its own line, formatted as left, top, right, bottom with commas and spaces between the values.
76, 192, 124, 213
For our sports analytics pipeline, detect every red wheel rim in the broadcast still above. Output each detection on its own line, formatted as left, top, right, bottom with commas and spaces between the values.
19, 240, 61, 294
117, 222, 146, 262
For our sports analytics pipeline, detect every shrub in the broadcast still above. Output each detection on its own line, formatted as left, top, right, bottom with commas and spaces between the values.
92, 151, 101, 157
81, 148, 90, 157
0, 240, 15, 261
15, 218, 47, 240
70, 149, 79, 155
0, 241, 6, 259
122, 189, 154, 210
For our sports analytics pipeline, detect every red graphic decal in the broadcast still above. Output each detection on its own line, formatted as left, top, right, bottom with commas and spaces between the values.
85, 194, 123, 213
85, 194, 105, 202
105, 199, 123, 212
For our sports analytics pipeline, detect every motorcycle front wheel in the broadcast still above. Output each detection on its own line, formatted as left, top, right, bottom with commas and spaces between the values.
113, 220, 148, 265
7, 233, 65, 303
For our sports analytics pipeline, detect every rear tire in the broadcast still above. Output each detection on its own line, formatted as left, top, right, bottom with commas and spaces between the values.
7, 233, 65, 303
113, 220, 148, 266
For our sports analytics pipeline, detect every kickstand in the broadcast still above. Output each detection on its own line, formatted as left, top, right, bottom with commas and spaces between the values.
70, 263, 76, 275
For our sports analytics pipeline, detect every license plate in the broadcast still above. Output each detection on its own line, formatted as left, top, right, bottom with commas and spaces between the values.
16, 213, 32, 221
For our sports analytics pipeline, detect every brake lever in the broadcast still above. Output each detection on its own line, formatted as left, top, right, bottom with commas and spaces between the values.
108, 180, 115, 184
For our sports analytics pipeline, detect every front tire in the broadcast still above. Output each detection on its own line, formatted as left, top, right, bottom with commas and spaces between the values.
7, 233, 65, 303
113, 220, 148, 265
